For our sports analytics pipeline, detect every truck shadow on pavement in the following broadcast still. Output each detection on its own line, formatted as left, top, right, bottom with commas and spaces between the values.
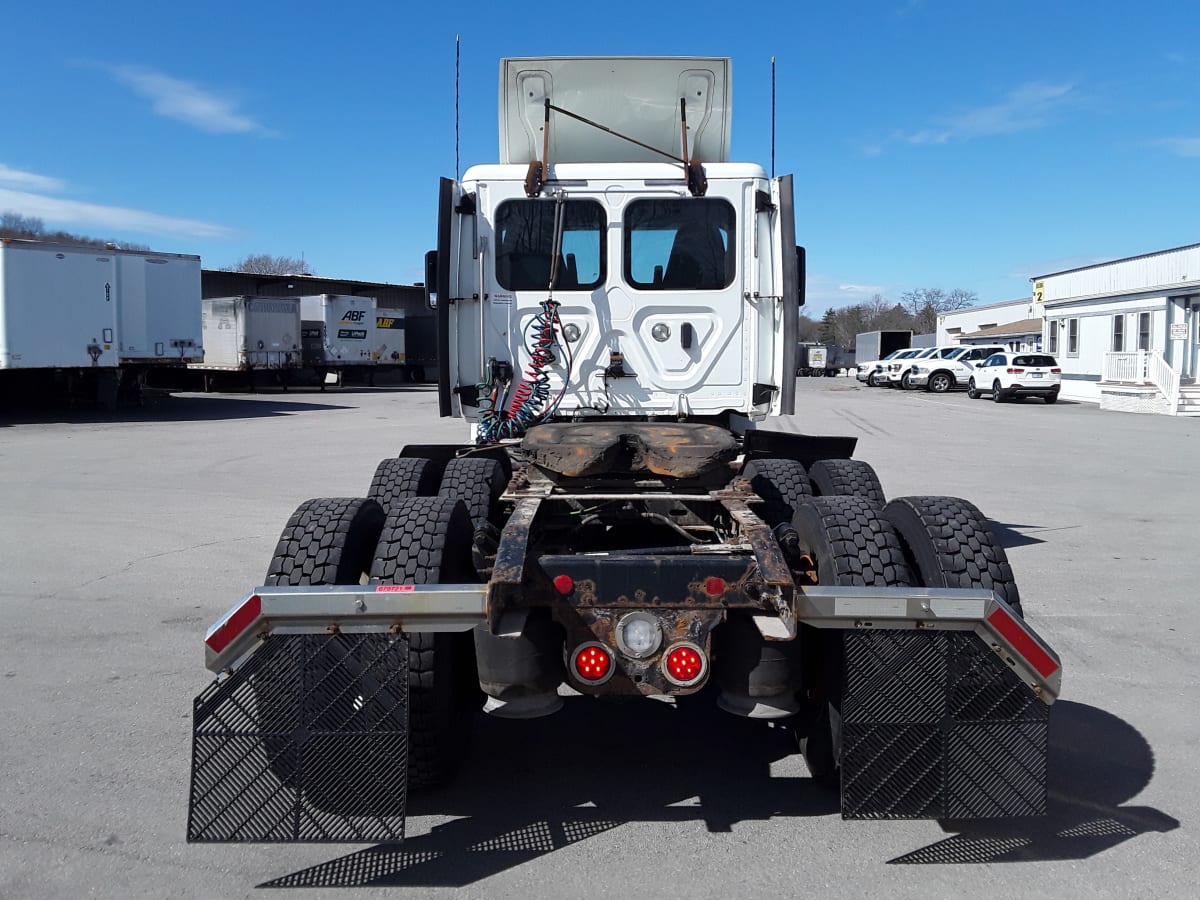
0, 393, 357, 425
889, 700, 1178, 864
259, 696, 835, 889
258, 698, 1174, 888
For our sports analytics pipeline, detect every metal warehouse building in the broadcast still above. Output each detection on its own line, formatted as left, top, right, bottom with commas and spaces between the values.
1034, 243, 1200, 416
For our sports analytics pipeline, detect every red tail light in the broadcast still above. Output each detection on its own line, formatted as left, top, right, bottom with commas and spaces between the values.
205, 594, 261, 654
986, 606, 1059, 679
1051, 368, 1061, 374
662, 642, 707, 686
571, 642, 614, 684
1006, 367, 1025, 374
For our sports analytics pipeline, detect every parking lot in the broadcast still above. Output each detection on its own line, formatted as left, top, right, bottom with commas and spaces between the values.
1, 377, 1196, 898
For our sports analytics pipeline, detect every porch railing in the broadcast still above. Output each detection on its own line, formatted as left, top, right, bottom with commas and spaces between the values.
1102, 350, 1180, 412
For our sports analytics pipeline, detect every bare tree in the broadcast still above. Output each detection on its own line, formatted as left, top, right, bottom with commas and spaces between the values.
1, 212, 45, 235
796, 312, 820, 342
901, 287, 977, 335
0, 210, 149, 250
225, 254, 311, 275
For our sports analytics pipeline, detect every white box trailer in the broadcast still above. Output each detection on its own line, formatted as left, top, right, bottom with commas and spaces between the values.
298, 294, 377, 369
193, 296, 302, 371
0, 239, 119, 370
373, 308, 406, 368
113, 250, 202, 364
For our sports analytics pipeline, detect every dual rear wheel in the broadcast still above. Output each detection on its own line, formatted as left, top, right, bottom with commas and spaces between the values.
741, 459, 1025, 787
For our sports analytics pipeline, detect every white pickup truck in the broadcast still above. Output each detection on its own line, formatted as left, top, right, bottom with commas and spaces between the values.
906, 345, 1006, 392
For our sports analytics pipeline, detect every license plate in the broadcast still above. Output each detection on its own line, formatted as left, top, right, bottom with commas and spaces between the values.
1031, 373, 1043, 379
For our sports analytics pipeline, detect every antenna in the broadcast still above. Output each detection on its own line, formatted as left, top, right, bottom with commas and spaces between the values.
771, 56, 776, 178
455, 35, 461, 180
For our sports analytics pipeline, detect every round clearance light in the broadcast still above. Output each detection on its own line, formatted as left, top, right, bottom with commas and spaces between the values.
615, 611, 662, 659
662, 642, 707, 686
651, 323, 671, 342
562, 323, 581, 343
553, 574, 575, 595
571, 642, 615, 684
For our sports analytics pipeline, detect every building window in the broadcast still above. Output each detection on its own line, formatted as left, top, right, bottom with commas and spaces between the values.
1112, 315, 1124, 352
1047, 321, 1058, 354
1138, 312, 1151, 351
1067, 318, 1079, 356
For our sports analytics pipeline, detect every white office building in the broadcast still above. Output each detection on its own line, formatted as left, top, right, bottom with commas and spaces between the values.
1033, 243, 1200, 415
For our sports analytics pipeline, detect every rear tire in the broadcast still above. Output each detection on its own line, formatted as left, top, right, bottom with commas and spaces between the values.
438, 457, 508, 528
807, 458, 885, 507
259, 497, 387, 806
992, 380, 1006, 402
741, 457, 813, 527
1044, 393, 1058, 404
883, 495, 1023, 617
791, 497, 914, 787
367, 457, 440, 514
370, 497, 481, 790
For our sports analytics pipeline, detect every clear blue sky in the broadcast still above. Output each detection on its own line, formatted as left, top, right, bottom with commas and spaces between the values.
2, 0, 1196, 314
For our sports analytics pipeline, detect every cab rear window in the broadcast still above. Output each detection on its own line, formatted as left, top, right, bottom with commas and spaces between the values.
623, 199, 736, 290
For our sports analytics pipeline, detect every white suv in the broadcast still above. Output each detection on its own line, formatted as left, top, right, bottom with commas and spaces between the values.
907, 345, 1006, 393
968, 351, 1062, 403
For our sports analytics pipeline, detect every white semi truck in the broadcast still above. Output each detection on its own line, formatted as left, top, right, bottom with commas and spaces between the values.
0, 238, 201, 405
187, 58, 1061, 845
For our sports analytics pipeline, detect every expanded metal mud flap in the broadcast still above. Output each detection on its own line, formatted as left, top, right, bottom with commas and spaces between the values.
188, 633, 409, 843
840, 630, 1049, 819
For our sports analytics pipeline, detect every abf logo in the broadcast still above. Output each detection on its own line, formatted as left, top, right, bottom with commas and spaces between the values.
342, 309, 366, 322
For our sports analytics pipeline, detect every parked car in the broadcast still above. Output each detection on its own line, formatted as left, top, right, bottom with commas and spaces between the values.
884, 347, 936, 388
907, 345, 1006, 393
968, 352, 1062, 403
856, 348, 908, 386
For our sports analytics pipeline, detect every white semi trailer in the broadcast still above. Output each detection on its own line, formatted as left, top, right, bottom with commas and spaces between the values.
187, 58, 1062, 847
0, 239, 201, 406
189, 295, 303, 390
298, 293, 378, 386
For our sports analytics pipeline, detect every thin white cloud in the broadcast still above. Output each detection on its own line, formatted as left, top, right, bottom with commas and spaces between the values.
107, 65, 274, 136
838, 283, 886, 295
0, 163, 66, 193
900, 82, 1075, 145
805, 273, 891, 310
0, 187, 233, 240
1154, 137, 1200, 157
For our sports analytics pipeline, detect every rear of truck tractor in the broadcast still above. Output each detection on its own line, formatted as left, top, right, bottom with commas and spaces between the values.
186, 56, 1059, 845
187, 425, 1059, 843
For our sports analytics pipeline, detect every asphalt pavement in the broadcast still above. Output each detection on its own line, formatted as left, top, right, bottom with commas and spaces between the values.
0, 377, 1195, 898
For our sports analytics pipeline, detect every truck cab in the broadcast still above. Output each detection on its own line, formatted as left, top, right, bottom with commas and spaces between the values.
429, 58, 801, 439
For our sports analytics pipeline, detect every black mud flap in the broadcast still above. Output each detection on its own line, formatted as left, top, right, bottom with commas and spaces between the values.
187, 634, 410, 843
840, 630, 1049, 819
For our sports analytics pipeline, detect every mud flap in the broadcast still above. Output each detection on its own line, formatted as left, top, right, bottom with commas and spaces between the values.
840, 630, 1049, 819
187, 634, 410, 843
